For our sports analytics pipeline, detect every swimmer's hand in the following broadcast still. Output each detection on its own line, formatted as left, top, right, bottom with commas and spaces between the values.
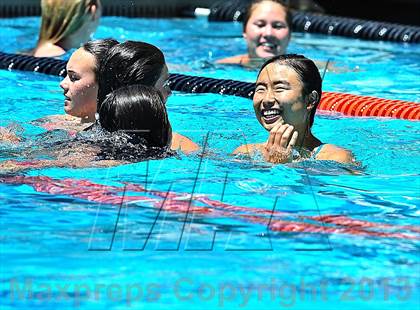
263, 123, 298, 164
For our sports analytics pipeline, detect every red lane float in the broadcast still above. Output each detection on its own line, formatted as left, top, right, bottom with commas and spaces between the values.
1, 175, 419, 240
320, 92, 420, 120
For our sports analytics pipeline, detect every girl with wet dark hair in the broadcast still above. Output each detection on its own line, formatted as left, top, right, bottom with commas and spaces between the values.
234, 54, 355, 164
97, 41, 168, 108
98, 84, 171, 149
0, 39, 119, 143
0, 85, 173, 172
82, 38, 119, 78
97, 40, 199, 153
32, 38, 119, 132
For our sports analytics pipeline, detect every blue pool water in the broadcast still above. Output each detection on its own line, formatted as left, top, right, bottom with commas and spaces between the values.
1, 17, 419, 310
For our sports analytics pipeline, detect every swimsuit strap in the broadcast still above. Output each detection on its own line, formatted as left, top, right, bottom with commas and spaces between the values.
311, 144, 325, 159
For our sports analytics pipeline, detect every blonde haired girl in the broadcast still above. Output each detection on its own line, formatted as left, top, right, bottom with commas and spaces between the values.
33, 0, 101, 57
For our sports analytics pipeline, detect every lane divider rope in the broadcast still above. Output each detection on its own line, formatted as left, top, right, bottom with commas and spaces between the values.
0, 51, 418, 120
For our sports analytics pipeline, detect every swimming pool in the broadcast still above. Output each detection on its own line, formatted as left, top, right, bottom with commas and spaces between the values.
0, 17, 419, 310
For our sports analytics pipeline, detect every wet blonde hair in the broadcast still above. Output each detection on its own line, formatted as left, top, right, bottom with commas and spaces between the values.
36, 0, 100, 46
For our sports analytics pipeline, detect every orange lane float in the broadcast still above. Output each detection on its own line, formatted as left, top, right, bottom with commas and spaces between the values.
319, 92, 420, 120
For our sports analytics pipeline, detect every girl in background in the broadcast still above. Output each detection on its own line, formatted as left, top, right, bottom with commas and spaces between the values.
218, 0, 291, 66
32, 0, 102, 58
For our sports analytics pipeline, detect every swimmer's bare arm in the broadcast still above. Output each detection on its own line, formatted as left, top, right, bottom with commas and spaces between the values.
0, 159, 67, 172
216, 54, 248, 64
234, 124, 298, 163
32, 114, 91, 132
34, 114, 71, 122
233, 127, 356, 165
0, 158, 123, 172
232, 143, 262, 155
170, 133, 200, 154
0, 116, 88, 145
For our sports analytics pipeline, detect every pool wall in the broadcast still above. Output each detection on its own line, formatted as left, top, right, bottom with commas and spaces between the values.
2, 0, 418, 43
1, 0, 419, 25
316, 0, 420, 25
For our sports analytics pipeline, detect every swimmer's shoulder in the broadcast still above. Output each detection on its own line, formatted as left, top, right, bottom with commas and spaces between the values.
33, 114, 91, 132
33, 114, 76, 124
216, 54, 249, 65
315, 144, 355, 164
45, 114, 78, 122
32, 43, 66, 58
171, 132, 200, 154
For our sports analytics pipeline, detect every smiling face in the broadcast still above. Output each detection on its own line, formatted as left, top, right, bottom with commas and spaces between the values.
253, 63, 312, 132
243, 1, 290, 60
59, 47, 98, 120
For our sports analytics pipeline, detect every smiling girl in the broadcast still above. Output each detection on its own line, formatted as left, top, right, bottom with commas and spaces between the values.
32, 0, 102, 58
218, 0, 291, 66
234, 54, 354, 164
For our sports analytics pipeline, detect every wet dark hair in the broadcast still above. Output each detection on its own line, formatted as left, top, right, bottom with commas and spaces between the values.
98, 84, 171, 149
242, 0, 292, 33
258, 54, 322, 127
82, 38, 119, 81
97, 41, 166, 109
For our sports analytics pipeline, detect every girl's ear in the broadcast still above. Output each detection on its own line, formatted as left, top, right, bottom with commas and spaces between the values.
306, 90, 319, 111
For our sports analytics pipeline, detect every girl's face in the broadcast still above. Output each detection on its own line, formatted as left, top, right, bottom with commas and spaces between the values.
253, 63, 312, 132
243, 1, 290, 59
59, 48, 98, 120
